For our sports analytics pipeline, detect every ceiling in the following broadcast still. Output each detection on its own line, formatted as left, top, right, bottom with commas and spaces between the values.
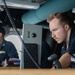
0, 0, 75, 29
0, 0, 48, 29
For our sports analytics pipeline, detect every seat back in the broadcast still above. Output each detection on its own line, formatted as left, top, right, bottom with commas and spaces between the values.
46, 30, 57, 52
46, 30, 63, 58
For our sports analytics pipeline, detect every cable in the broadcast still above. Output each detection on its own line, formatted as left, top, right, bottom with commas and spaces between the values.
2, 0, 40, 68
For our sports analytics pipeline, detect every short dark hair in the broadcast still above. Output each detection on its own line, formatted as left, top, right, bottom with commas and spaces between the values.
47, 10, 75, 28
0, 26, 5, 35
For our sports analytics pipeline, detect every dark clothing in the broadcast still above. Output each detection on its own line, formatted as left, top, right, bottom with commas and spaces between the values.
0, 40, 19, 61
61, 28, 75, 68
41, 40, 52, 68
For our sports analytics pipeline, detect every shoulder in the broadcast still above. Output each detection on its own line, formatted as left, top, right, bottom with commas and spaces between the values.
4, 40, 14, 46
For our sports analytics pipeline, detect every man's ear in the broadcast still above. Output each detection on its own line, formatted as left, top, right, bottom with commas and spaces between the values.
64, 24, 70, 31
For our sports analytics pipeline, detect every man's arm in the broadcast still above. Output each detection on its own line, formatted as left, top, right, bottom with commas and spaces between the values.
59, 52, 71, 68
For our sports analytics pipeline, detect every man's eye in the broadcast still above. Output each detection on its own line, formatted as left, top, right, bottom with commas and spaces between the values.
53, 29, 57, 31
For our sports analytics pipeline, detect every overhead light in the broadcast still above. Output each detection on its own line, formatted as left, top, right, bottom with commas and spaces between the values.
0, 0, 40, 9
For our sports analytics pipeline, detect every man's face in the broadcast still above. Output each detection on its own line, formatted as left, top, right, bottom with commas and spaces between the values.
49, 18, 67, 43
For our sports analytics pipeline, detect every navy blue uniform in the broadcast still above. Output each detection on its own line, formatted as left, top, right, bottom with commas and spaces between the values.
0, 40, 19, 62
61, 28, 75, 68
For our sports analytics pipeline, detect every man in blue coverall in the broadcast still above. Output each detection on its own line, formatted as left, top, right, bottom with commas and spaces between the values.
0, 26, 19, 66
47, 10, 75, 68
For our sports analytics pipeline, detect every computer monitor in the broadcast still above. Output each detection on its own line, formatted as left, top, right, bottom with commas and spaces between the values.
20, 24, 42, 69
